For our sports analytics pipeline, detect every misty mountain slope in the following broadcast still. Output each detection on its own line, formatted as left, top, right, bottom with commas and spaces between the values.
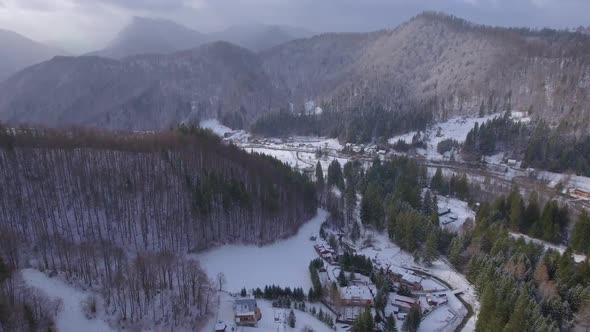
90, 16, 208, 59
2, 12, 590, 131
210, 24, 313, 51
262, 12, 590, 125
0, 42, 283, 130
0, 29, 66, 81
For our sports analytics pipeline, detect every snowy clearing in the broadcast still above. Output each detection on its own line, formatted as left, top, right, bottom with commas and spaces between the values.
388, 114, 501, 160
195, 209, 329, 293
438, 196, 476, 232
21, 269, 114, 332
509, 233, 587, 263
200, 119, 233, 136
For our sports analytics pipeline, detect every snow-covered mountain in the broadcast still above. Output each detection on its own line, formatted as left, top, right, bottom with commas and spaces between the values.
0, 42, 284, 130
3, 12, 590, 131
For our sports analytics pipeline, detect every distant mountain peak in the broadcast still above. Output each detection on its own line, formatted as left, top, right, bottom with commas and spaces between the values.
90, 16, 206, 59
0, 29, 65, 81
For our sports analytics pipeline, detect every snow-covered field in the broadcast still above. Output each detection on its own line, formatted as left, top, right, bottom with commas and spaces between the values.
388, 114, 501, 160
509, 233, 587, 263
195, 209, 329, 293
22, 269, 114, 332
202, 293, 334, 332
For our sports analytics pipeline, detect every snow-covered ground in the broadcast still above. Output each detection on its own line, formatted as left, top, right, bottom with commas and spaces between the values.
509, 233, 587, 263
200, 119, 233, 136
438, 197, 476, 232
388, 114, 501, 160
202, 292, 334, 332
199, 119, 251, 142
419, 290, 467, 332
355, 230, 476, 332
195, 209, 329, 293
21, 269, 114, 332
428, 259, 479, 332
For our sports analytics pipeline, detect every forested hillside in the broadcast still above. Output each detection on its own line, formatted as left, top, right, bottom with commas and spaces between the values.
0, 125, 316, 329
2, 12, 590, 136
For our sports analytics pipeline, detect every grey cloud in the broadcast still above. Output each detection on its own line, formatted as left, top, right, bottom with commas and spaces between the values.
1, 0, 589, 53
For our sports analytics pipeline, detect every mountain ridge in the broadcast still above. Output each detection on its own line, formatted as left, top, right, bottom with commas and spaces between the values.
0, 29, 66, 81
1, 12, 590, 132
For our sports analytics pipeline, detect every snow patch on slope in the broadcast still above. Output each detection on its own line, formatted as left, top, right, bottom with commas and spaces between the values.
509, 233, 587, 263
200, 119, 233, 136
21, 269, 114, 332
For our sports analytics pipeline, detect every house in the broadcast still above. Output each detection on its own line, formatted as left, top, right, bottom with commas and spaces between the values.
571, 188, 590, 200
392, 294, 419, 313
314, 243, 336, 263
234, 299, 261, 327
340, 286, 373, 306
401, 273, 423, 291
388, 266, 423, 291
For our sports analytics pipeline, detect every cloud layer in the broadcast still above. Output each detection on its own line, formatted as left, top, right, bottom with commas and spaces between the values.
1, 0, 589, 53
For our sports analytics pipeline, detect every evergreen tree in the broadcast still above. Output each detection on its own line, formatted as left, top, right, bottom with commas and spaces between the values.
431, 168, 445, 193
338, 269, 348, 287
327, 159, 344, 189
345, 182, 357, 225
504, 291, 529, 332
477, 285, 497, 332
352, 307, 374, 332
448, 236, 464, 266
403, 305, 422, 332
523, 191, 540, 233
361, 182, 385, 230
571, 212, 590, 254
423, 190, 432, 215
479, 100, 485, 118
351, 221, 361, 244
509, 188, 524, 231
384, 313, 398, 332
316, 161, 325, 196
423, 232, 438, 266
288, 309, 296, 328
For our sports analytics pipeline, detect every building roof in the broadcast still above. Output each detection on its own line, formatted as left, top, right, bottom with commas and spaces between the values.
340, 286, 373, 301
393, 294, 417, 305
401, 273, 423, 285
234, 299, 257, 316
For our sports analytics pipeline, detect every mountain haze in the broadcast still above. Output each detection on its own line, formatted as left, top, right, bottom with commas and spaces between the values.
0, 29, 66, 81
89, 16, 208, 59
209, 24, 314, 51
2, 13, 590, 131
0, 42, 282, 130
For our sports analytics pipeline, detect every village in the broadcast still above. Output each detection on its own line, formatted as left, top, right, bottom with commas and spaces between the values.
199, 117, 590, 332
206, 203, 471, 332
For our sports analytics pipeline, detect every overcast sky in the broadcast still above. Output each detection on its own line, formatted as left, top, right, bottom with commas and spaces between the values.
1, 0, 589, 53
